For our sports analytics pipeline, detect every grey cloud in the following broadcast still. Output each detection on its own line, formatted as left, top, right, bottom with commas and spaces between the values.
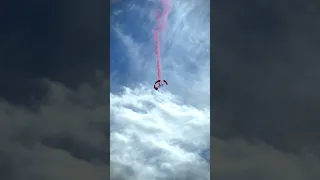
1, 0, 110, 179
212, 0, 320, 155
211, 137, 320, 180
0, 0, 109, 105
0, 80, 109, 180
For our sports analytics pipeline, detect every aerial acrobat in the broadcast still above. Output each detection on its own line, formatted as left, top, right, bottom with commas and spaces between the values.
153, 0, 171, 91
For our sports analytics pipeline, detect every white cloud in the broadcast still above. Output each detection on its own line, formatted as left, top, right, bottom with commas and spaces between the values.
110, 87, 210, 180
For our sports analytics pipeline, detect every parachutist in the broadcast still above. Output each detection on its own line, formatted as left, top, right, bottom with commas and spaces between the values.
154, 79, 168, 90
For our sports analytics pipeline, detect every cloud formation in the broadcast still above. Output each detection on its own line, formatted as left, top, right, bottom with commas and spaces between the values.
110, 87, 210, 179
212, 137, 320, 180
211, 0, 320, 179
0, 80, 109, 180
212, 0, 320, 154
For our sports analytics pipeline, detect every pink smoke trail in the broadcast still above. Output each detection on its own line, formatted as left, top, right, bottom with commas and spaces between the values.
154, 0, 172, 81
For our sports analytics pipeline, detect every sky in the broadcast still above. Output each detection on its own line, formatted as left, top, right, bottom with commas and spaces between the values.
1, 0, 320, 180
110, 0, 210, 179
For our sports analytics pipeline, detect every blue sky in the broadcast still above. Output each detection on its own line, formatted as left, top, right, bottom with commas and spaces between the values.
110, 1, 156, 91
110, 0, 210, 98
110, 0, 210, 179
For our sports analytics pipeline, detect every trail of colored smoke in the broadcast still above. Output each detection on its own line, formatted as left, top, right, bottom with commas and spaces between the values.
154, 0, 171, 81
